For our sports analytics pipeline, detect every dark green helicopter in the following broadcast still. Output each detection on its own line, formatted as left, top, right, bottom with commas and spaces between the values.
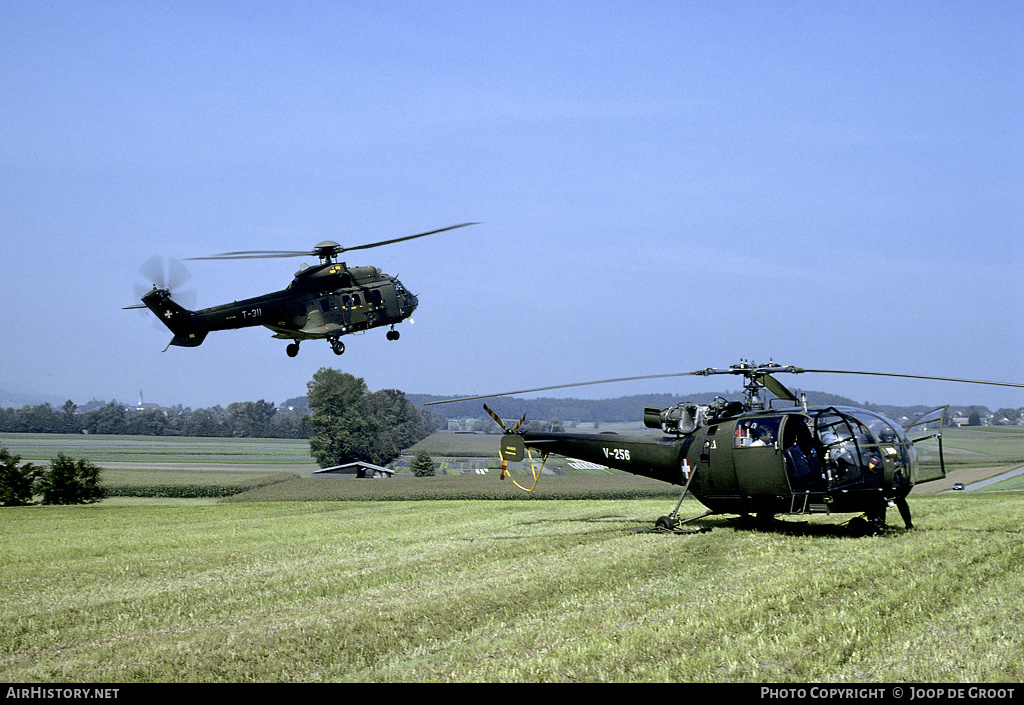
127, 223, 476, 356
428, 361, 1023, 535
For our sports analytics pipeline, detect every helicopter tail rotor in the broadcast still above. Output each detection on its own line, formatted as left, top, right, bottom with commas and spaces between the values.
132, 255, 197, 309
484, 403, 525, 435
483, 404, 540, 486
127, 256, 207, 348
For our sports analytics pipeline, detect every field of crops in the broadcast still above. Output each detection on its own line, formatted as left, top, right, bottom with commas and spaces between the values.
926, 426, 1024, 468
0, 432, 316, 465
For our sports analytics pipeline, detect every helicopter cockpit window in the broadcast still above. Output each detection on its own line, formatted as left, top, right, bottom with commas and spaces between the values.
815, 409, 889, 489
815, 411, 863, 487
734, 418, 780, 448
850, 410, 914, 474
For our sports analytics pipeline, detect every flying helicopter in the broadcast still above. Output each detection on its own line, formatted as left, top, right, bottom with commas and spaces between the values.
126, 223, 477, 356
427, 361, 1024, 535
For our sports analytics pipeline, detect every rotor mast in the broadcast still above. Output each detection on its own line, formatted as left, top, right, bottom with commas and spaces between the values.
691, 360, 801, 411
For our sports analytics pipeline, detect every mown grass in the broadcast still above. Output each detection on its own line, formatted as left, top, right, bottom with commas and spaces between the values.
3, 493, 1023, 683
226, 473, 680, 502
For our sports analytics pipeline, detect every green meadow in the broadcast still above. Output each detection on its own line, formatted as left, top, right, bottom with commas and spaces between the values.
1, 428, 1022, 682
3, 495, 1023, 683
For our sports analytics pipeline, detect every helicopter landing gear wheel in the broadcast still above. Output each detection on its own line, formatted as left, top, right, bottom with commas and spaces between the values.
286, 342, 300, 358
847, 515, 885, 537
329, 338, 345, 355
655, 515, 678, 531
386, 328, 400, 341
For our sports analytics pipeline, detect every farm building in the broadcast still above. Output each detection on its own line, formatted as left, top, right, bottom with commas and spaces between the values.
313, 462, 394, 479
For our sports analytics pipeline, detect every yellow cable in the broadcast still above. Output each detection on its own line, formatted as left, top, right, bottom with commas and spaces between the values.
509, 447, 547, 492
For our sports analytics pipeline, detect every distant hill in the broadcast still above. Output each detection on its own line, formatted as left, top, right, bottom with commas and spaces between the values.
0, 387, 67, 410
3, 383, 993, 428
405, 389, 888, 425
405, 389, 975, 428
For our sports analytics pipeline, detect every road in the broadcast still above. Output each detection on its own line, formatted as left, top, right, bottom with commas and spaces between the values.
912, 463, 1024, 494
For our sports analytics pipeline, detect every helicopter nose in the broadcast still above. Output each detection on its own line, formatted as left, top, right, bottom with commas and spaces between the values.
400, 289, 417, 314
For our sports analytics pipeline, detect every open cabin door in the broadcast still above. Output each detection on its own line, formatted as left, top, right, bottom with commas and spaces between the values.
905, 406, 949, 485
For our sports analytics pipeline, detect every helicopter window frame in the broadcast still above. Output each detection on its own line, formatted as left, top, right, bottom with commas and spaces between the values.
813, 407, 904, 490
814, 408, 869, 488
847, 409, 916, 475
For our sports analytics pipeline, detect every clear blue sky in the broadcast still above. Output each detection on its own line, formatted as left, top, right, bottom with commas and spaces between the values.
2, 1, 1021, 411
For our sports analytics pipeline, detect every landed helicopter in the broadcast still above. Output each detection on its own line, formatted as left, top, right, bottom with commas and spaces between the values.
126, 223, 477, 356
427, 361, 1023, 535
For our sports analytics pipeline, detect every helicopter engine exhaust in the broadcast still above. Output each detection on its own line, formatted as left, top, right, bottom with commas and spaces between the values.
644, 403, 699, 435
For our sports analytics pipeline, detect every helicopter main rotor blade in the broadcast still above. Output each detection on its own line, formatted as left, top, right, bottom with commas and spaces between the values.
185, 223, 479, 261
186, 250, 311, 260
793, 368, 1024, 389
425, 362, 1024, 408
756, 373, 797, 402
423, 372, 702, 405
339, 222, 479, 253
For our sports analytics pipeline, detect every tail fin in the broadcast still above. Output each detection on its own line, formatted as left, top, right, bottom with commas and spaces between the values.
140, 288, 209, 348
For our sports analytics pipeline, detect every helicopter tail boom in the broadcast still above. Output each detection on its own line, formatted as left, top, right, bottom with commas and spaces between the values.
139, 288, 209, 348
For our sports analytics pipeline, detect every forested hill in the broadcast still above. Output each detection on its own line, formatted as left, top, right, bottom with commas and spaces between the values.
406, 389, 921, 425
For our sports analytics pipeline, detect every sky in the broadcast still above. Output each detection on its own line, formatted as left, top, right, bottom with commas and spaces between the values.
2, 1, 1022, 412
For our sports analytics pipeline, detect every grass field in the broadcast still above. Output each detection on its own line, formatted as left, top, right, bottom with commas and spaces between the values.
2, 428, 1022, 682
3, 494, 1023, 682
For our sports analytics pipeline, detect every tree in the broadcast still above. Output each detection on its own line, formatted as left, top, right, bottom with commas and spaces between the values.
81, 402, 128, 435
306, 368, 432, 468
127, 407, 170, 436
35, 453, 106, 505
0, 446, 39, 506
59, 400, 80, 434
411, 450, 436, 477
368, 389, 430, 461
307, 370, 378, 467
226, 400, 276, 438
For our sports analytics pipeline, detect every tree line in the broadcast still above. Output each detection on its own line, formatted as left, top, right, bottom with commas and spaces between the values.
0, 399, 311, 438
0, 369, 437, 472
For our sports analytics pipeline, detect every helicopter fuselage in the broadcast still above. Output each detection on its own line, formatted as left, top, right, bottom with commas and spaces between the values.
141, 261, 418, 355
131, 223, 474, 355
506, 403, 936, 524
